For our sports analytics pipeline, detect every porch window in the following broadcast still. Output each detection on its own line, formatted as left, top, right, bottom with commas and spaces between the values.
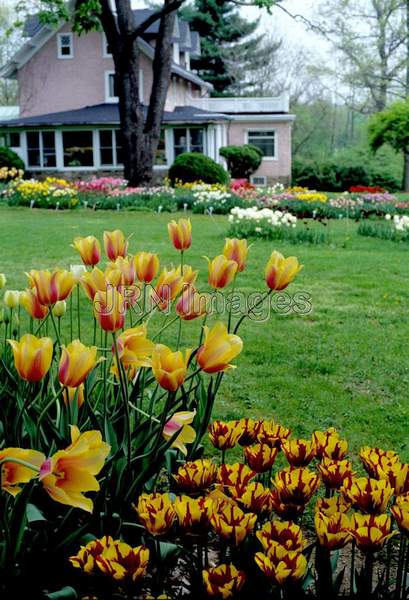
57, 33, 73, 59
173, 127, 204, 157
99, 130, 123, 166
6, 132, 20, 147
247, 130, 275, 158
105, 72, 118, 102
156, 129, 167, 165
63, 131, 94, 167
27, 131, 56, 168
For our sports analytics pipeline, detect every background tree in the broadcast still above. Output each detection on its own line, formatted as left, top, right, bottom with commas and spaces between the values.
0, 6, 18, 105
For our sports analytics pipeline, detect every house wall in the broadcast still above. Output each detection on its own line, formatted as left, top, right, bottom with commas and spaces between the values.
18, 25, 202, 117
227, 120, 292, 184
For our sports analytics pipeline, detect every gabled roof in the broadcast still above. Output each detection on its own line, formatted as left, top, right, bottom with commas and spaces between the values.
0, 102, 230, 128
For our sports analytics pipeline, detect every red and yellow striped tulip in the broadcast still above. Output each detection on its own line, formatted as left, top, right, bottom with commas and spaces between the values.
174, 459, 217, 493
257, 420, 291, 448
209, 503, 256, 545
255, 545, 307, 585
135, 493, 176, 536
244, 443, 278, 473
152, 267, 184, 310
8, 334, 53, 382
282, 438, 316, 467
19, 288, 49, 320
72, 235, 101, 266
96, 542, 149, 582
176, 285, 207, 320
391, 496, 409, 533
232, 481, 273, 515
315, 495, 351, 516
313, 428, 348, 460
93, 288, 126, 332
264, 250, 303, 291
318, 458, 355, 489
315, 511, 352, 550
236, 418, 263, 446
340, 476, 393, 514
223, 238, 249, 272
208, 420, 244, 451
69, 535, 114, 574
256, 520, 305, 553
168, 218, 192, 251
134, 251, 160, 283
359, 446, 400, 479
152, 344, 191, 392
349, 513, 396, 552
197, 322, 243, 373
206, 255, 237, 289
273, 466, 320, 506
174, 495, 210, 533
218, 463, 257, 492
39, 426, 110, 512
377, 461, 409, 496
163, 411, 196, 455
80, 267, 107, 301
27, 269, 76, 305
202, 564, 246, 599
0, 447, 45, 496
103, 229, 128, 260
269, 489, 305, 521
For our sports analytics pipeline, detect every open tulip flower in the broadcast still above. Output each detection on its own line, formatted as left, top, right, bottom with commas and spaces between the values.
168, 217, 192, 251
256, 520, 305, 553
173, 495, 210, 533
202, 564, 246, 599
72, 235, 101, 266
95, 542, 150, 582
0, 447, 45, 496
163, 411, 196, 455
315, 511, 352, 550
176, 285, 207, 320
27, 269, 76, 305
244, 443, 278, 473
152, 266, 184, 310
232, 481, 273, 515
173, 459, 218, 493
340, 476, 393, 514
59, 339, 100, 388
152, 344, 191, 392
135, 493, 176, 536
282, 438, 316, 467
218, 463, 257, 493
257, 420, 291, 448
377, 461, 409, 495
391, 496, 409, 533
197, 322, 243, 373
103, 229, 128, 260
39, 426, 110, 512
70, 535, 115, 573
270, 488, 305, 521
264, 250, 303, 291
255, 544, 307, 586
206, 254, 238, 289
315, 495, 351, 516
134, 251, 160, 283
80, 267, 108, 301
208, 420, 244, 451
115, 325, 154, 368
223, 238, 249, 273
93, 288, 126, 332
105, 256, 136, 287
359, 446, 400, 478
8, 334, 53, 382
317, 458, 355, 489
273, 466, 320, 506
349, 513, 396, 552
236, 418, 263, 446
209, 503, 257, 545
181, 264, 199, 285
313, 428, 348, 460
19, 288, 49, 320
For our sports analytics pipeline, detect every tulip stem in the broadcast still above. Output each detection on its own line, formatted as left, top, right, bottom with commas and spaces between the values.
227, 274, 237, 332
76, 285, 81, 340
69, 294, 73, 341
233, 289, 272, 334
0, 457, 40, 473
112, 331, 131, 468
152, 315, 178, 340
92, 317, 97, 345
128, 400, 160, 424
176, 317, 182, 350
49, 307, 62, 351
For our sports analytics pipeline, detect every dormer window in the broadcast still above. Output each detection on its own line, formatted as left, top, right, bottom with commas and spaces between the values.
105, 71, 118, 102
57, 33, 73, 59
173, 42, 180, 64
102, 32, 112, 57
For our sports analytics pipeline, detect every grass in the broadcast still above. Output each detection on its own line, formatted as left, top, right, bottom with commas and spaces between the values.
1, 206, 408, 460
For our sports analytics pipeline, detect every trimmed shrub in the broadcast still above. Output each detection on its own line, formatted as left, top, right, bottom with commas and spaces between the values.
219, 144, 263, 178
0, 146, 24, 171
168, 152, 229, 185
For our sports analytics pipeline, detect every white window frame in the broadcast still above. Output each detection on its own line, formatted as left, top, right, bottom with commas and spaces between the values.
102, 32, 112, 57
171, 126, 206, 162
105, 71, 118, 103
61, 129, 96, 170
139, 69, 144, 103
245, 128, 277, 161
26, 131, 57, 169
250, 175, 267, 186
57, 33, 74, 59
98, 129, 123, 167
173, 42, 180, 64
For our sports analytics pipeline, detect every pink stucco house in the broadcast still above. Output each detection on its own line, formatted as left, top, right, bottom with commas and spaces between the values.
0, 10, 295, 184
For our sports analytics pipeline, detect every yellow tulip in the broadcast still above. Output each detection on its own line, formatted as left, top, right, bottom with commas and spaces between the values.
19, 288, 49, 320
8, 334, 53, 382
62, 384, 85, 409
173, 459, 217, 492
256, 520, 305, 553
0, 447, 45, 496
4, 290, 20, 308
72, 235, 101, 266
80, 267, 107, 301
223, 238, 249, 272
134, 251, 160, 283
115, 324, 154, 369
105, 256, 135, 287
206, 255, 237, 289
264, 250, 302, 291
59, 339, 100, 387
168, 218, 192, 251
349, 513, 396, 552
255, 545, 307, 585
197, 322, 243, 373
209, 503, 256, 545
315, 511, 352, 550
152, 344, 191, 392
39, 426, 110, 512
52, 300, 66, 318
163, 410, 196, 454
135, 493, 175, 536
202, 564, 246, 598
340, 476, 393, 514
181, 264, 198, 285
103, 229, 128, 260
152, 267, 184, 310
27, 269, 76, 305
208, 420, 244, 451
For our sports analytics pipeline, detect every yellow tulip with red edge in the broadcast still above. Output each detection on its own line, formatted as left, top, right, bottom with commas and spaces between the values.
163, 410, 196, 454
202, 564, 246, 599
176, 285, 207, 320
59, 339, 100, 387
182, 264, 198, 285
223, 238, 249, 272
105, 256, 135, 287
27, 269, 76, 305
115, 324, 154, 368
134, 251, 160, 283
39, 425, 110, 512
264, 250, 303, 291
80, 267, 107, 301
0, 447, 45, 496
152, 267, 184, 310
197, 321, 243, 373
93, 288, 126, 332
72, 235, 101, 266
152, 344, 191, 392
8, 334, 53, 382
168, 218, 192, 251
103, 229, 128, 260
19, 288, 49, 320
206, 255, 237, 289
62, 384, 85, 409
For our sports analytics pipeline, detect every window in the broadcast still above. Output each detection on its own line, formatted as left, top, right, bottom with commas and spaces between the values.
6, 132, 20, 147
155, 129, 167, 165
247, 130, 275, 158
251, 175, 267, 186
27, 131, 56, 168
99, 129, 166, 166
173, 42, 180, 64
57, 33, 73, 59
63, 131, 94, 167
139, 69, 144, 103
173, 127, 204, 157
105, 71, 118, 102
102, 32, 112, 57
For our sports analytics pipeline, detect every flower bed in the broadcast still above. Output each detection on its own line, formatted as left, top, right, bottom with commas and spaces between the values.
4, 176, 79, 208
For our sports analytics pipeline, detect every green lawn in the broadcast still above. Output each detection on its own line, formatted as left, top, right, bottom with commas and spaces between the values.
1, 206, 408, 460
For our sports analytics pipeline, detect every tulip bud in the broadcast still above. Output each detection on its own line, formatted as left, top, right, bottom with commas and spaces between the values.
4, 290, 20, 309
206, 255, 237, 289
0, 273, 7, 288
168, 218, 192, 251
8, 334, 53, 382
52, 300, 67, 318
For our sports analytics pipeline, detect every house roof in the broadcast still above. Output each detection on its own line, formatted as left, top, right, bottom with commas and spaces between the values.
0, 103, 231, 128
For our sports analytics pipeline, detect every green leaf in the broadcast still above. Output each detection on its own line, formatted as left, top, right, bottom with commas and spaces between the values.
26, 503, 46, 523
158, 541, 182, 561
44, 586, 78, 599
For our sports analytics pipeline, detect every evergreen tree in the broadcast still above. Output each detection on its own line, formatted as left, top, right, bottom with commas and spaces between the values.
181, 0, 262, 95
